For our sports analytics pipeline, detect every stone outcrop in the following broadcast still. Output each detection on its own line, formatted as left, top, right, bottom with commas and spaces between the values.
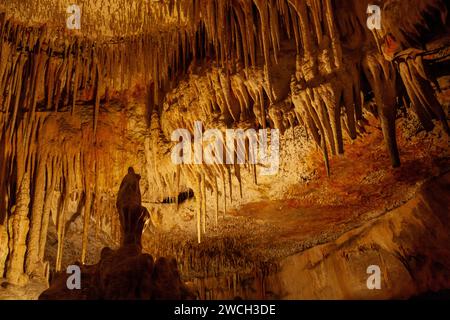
267, 172, 450, 299
39, 245, 194, 300
116, 167, 151, 248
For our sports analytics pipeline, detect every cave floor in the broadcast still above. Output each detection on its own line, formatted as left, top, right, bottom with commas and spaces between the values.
0, 279, 48, 300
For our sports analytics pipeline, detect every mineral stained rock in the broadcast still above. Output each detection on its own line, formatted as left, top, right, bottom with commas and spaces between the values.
0, 0, 448, 300
39, 169, 194, 300
267, 173, 450, 299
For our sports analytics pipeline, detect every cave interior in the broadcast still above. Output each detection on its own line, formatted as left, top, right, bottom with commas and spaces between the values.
0, 0, 449, 300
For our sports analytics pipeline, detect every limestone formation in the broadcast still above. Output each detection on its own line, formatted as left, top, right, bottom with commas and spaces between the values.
116, 167, 150, 247
0, 0, 449, 300
0, 223, 8, 278
39, 169, 193, 300
6, 174, 31, 285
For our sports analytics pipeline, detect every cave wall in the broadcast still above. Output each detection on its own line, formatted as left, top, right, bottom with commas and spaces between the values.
267, 172, 450, 299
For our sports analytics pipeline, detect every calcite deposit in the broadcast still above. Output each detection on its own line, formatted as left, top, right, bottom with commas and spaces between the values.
0, 0, 449, 300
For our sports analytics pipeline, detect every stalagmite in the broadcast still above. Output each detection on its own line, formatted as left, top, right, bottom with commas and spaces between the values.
235, 164, 243, 199
81, 185, 93, 264
227, 166, 233, 203
25, 151, 48, 276
6, 173, 31, 285
196, 173, 202, 244
0, 217, 8, 278
94, 159, 100, 240
176, 165, 180, 210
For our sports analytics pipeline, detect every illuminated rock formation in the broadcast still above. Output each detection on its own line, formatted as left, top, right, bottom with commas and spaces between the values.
268, 172, 450, 299
6, 174, 30, 285
39, 169, 193, 300
116, 167, 151, 247
0, 0, 448, 300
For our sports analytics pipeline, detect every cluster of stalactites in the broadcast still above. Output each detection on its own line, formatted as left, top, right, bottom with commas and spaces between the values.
0, 112, 124, 284
0, 0, 187, 38
147, 113, 235, 245
1, 0, 347, 110
0, 12, 198, 137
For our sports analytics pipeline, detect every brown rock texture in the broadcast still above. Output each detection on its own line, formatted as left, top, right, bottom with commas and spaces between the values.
267, 172, 450, 299
39, 245, 194, 300
6, 174, 31, 286
0, 223, 8, 277
0, 0, 448, 300
39, 169, 194, 300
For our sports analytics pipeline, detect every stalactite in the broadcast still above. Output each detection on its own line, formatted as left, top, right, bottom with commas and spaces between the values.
94, 54, 101, 136
201, 171, 207, 235
292, 0, 318, 81
340, 67, 359, 140
53, 44, 68, 113
320, 84, 344, 155
93, 158, 100, 240
81, 178, 93, 264
55, 172, 68, 272
72, 42, 81, 115
214, 177, 219, 227
222, 170, 227, 218
363, 52, 400, 167
254, 0, 273, 102
324, 0, 342, 69
1, 1, 449, 296
28, 30, 45, 122
398, 57, 450, 135
25, 151, 48, 276
227, 165, 233, 204
9, 52, 27, 142
38, 156, 60, 263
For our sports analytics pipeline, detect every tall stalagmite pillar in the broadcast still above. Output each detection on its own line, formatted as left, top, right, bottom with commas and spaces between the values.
6, 173, 31, 285
25, 153, 48, 276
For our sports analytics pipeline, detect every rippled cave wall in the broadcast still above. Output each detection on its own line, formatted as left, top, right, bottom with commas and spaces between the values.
0, 0, 449, 299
